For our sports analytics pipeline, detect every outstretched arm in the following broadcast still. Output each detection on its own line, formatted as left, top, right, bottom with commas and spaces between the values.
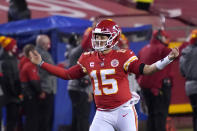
143, 47, 179, 75
29, 50, 86, 80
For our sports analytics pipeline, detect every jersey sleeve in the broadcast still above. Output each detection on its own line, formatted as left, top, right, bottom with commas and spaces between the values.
41, 62, 86, 80
122, 49, 142, 75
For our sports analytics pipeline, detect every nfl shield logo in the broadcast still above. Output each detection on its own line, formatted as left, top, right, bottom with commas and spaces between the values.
111, 59, 119, 67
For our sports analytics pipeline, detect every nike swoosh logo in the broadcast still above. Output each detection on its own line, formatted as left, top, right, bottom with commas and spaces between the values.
122, 113, 128, 117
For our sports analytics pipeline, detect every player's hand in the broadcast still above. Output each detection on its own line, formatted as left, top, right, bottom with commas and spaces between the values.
29, 50, 42, 65
168, 47, 179, 60
88, 93, 93, 102
39, 91, 46, 99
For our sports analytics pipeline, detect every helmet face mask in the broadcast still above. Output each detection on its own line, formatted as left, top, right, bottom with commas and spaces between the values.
91, 20, 120, 51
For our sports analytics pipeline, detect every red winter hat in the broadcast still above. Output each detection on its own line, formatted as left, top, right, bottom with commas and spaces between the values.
0, 36, 17, 52
190, 29, 197, 44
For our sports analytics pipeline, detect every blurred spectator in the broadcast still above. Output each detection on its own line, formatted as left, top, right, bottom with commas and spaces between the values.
35, 35, 57, 131
0, 36, 21, 131
179, 29, 197, 131
66, 33, 93, 131
136, 0, 154, 11
0, 48, 4, 131
0, 76, 2, 131
137, 29, 173, 131
80, 18, 97, 51
117, 34, 129, 49
19, 44, 42, 131
8, 0, 31, 22
178, 30, 196, 54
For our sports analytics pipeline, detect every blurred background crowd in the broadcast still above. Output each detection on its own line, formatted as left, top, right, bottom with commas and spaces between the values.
0, 0, 197, 131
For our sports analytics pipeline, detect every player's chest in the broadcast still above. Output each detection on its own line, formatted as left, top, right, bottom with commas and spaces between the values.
89, 56, 121, 68
85, 56, 124, 75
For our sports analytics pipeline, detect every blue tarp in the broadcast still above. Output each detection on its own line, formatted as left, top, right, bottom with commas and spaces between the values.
0, 15, 91, 35
0, 15, 151, 131
0, 15, 92, 63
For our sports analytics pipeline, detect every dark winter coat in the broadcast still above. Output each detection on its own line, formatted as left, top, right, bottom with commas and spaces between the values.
0, 51, 21, 104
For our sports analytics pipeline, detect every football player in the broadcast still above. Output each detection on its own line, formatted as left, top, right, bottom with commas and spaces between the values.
29, 19, 179, 131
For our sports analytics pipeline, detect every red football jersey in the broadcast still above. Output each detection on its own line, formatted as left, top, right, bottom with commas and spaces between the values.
19, 57, 40, 82
78, 49, 141, 109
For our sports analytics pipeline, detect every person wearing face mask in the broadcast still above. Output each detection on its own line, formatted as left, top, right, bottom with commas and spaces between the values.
0, 36, 21, 131
179, 29, 197, 131
137, 29, 173, 131
35, 35, 57, 131
8, 0, 31, 22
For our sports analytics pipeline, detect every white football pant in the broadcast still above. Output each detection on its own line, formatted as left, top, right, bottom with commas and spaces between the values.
89, 101, 138, 131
